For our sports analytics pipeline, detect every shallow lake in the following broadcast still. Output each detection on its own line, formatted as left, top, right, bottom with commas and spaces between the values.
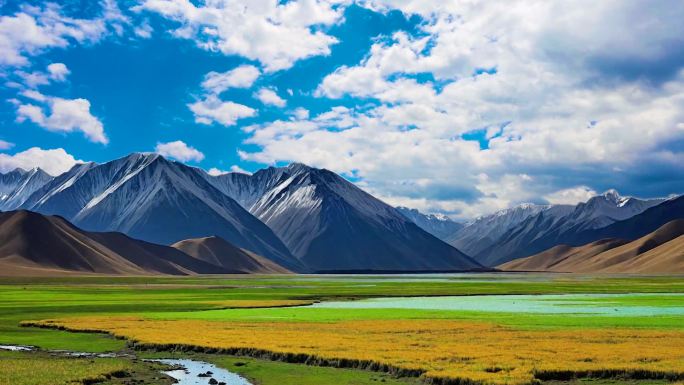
309, 293, 684, 316
151, 359, 253, 385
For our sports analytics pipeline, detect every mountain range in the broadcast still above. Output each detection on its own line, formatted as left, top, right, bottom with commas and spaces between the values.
0, 152, 681, 275
430, 191, 666, 266
1, 153, 478, 273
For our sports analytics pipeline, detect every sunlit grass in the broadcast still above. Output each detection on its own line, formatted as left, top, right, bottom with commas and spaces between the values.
0, 351, 130, 385
28, 317, 684, 385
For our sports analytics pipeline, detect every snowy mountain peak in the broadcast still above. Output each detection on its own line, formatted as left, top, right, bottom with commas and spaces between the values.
0, 166, 54, 210
286, 162, 313, 173
600, 189, 624, 204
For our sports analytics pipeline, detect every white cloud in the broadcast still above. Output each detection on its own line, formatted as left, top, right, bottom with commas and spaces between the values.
15, 70, 49, 88
16, 91, 107, 144
188, 95, 256, 127
0, 140, 14, 150
544, 186, 598, 205
255, 88, 286, 107
0, 3, 107, 67
201, 65, 260, 94
0, 147, 81, 176
207, 165, 251, 176
155, 140, 204, 162
15, 62, 70, 88
293, 107, 310, 120
134, 22, 153, 38
46, 62, 69, 81
206, 167, 227, 176
230, 165, 251, 175
135, 0, 344, 71
238, 1, 684, 218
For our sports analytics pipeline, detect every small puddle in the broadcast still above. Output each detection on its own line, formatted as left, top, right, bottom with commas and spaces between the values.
150, 359, 253, 385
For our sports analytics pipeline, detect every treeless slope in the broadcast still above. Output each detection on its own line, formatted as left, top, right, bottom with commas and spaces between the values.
498, 238, 629, 272
172, 236, 291, 274
499, 219, 684, 273
0, 210, 149, 275
582, 219, 684, 273
0, 210, 232, 276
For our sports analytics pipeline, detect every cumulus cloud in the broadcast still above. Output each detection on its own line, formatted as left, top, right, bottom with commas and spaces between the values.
0, 147, 81, 176
155, 140, 204, 162
134, 0, 344, 71
293, 107, 310, 120
188, 95, 256, 126
46, 62, 69, 81
237, 1, 684, 218
16, 91, 107, 144
544, 186, 598, 205
255, 88, 286, 107
206, 167, 227, 176
0, 3, 107, 67
202, 65, 261, 94
207, 165, 252, 176
14, 63, 70, 88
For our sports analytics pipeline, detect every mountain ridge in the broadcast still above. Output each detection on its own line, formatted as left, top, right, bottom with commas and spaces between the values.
17, 153, 303, 271
209, 163, 481, 272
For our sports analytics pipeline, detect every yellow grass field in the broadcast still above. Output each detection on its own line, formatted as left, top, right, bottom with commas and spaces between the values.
28, 317, 684, 385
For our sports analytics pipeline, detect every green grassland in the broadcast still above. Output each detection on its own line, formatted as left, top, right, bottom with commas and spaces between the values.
1, 274, 684, 385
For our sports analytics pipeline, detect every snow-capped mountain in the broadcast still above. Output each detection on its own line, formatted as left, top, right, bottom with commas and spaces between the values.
446, 203, 567, 258
209, 163, 480, 272
395, 206, 464, 241
21, 153, 301, 271
470, 190, 667, 266
0, 168, 53, 211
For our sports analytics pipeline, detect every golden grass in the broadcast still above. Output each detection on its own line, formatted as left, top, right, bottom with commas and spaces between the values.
0, 352, 129, 385
26, 317, 684, 385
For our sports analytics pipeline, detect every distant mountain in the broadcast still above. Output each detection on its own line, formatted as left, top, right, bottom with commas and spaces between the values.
446, 203, 563, 257
466, 191, 666, 266
395, 207, 463, 241
209, 163, 481, 272
172, 236, 291, 274
20, 153, 302, 272
499, 219, 684, 273
0, 210, 238, 276
0, 168, 53, 210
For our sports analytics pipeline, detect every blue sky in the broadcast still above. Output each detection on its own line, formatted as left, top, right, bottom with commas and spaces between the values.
1, 1, 683, 218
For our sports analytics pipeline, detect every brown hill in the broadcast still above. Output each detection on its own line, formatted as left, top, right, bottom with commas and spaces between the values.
499, 219, 684, 273
0, 210, 235, 276
172, 236, 291, 274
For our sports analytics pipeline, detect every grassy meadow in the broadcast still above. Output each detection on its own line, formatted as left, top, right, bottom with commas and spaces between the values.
1, 274, 684, 385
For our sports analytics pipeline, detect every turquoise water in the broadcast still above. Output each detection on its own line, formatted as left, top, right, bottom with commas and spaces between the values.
309, 293, 684, 316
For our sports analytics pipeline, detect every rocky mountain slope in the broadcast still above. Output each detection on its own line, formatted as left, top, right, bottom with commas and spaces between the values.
209, 163, 480, 272
18, 153, 301, 271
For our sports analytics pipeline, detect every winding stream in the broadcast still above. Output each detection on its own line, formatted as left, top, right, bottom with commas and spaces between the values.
0, 345, 254, 385
150, 359, 253, 385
